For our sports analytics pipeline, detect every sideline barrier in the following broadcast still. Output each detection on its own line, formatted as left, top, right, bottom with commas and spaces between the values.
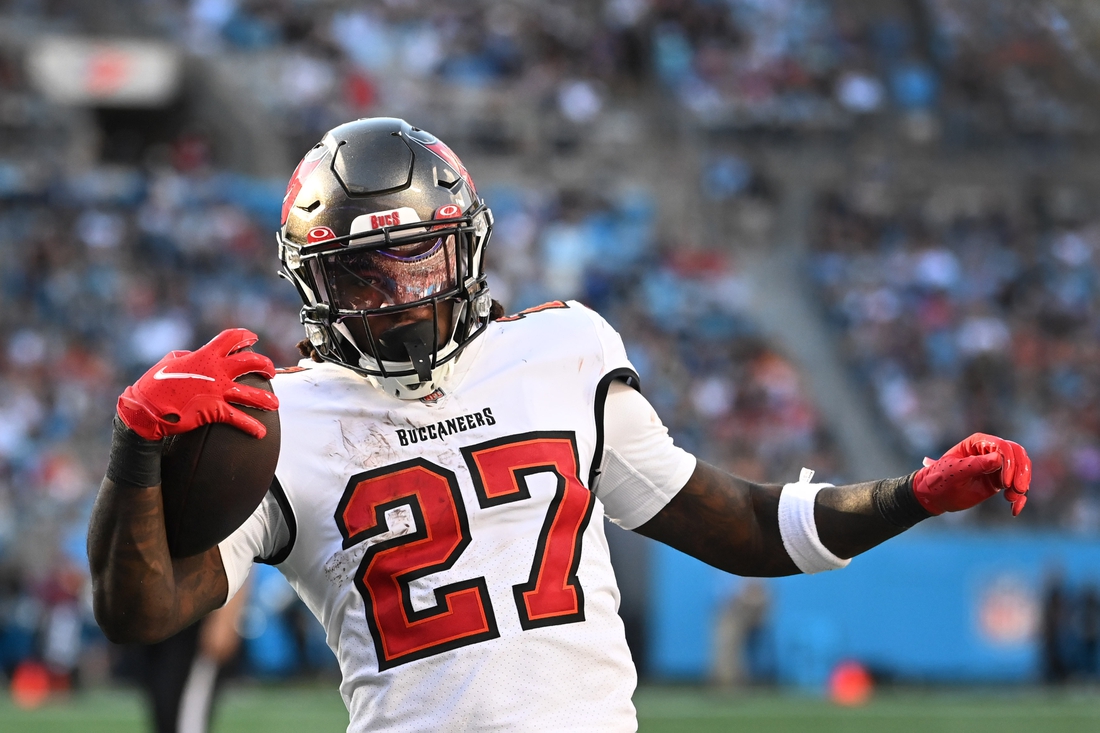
649, 529, 1100, 685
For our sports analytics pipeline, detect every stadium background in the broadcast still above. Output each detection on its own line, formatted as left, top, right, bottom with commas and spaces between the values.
4, 0, 1100, 729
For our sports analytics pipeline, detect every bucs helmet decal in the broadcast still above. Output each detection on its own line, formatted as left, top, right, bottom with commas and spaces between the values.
424, 139, 477, 196
281, 137, 333, 226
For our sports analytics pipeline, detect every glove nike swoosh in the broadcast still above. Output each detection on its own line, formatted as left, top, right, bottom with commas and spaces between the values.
117, 328, 277, 440
153, 367, 217, 382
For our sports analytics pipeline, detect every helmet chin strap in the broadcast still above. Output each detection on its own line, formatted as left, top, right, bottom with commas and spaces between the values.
377, 321, 435, 383
330, 318, 436, 386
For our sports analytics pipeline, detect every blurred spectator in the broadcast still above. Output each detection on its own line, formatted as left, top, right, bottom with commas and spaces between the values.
836, 70, 885, 114
713, 579, 770, 688
1078, 583, 1100, 678
127, 582, 249, 733
1041, 569, 1070, 684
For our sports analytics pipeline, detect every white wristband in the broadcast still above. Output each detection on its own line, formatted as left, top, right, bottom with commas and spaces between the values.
778, 468, 851, 575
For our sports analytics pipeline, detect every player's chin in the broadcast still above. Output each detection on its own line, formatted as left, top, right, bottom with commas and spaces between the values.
359, 310, 455, 352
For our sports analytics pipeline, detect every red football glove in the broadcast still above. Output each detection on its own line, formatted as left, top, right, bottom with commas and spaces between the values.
117, 328, 279, 441
912, 433, 1031, 517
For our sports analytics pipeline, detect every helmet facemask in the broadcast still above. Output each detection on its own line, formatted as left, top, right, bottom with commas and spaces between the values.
282, 203, 493, 399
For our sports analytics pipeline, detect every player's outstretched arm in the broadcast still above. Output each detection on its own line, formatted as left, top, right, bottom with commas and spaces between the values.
635, 433, 1031, 577
88, 328, 278, 644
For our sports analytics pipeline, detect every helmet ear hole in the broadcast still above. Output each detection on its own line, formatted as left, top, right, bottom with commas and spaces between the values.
437, 167, 460, 188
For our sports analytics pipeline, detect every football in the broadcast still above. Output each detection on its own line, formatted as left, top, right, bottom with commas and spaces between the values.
160, 372, 280, 558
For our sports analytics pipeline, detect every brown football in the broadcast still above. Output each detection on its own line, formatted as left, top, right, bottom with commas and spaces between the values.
160, 372, 280, 558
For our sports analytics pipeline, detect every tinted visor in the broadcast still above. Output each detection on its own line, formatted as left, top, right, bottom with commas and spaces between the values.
321, 233, 460, 312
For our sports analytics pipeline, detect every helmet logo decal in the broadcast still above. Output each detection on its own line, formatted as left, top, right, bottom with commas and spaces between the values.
419, 387, 446, 404
281, 144, 328, 226
370, 211, 403, 228
424, 140, 477, 196
307, 226, 335, 243
350, 207, 422, 241
435, 204, 462, 219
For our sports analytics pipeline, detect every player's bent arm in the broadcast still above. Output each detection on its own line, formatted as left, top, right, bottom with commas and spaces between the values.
90, 328, 278, 644
87, 477, 228, 645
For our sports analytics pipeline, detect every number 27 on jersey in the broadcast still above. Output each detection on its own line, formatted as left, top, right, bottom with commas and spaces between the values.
334, 431, 593, 670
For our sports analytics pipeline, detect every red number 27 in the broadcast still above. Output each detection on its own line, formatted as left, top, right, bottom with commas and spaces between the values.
334, 431, 594, 670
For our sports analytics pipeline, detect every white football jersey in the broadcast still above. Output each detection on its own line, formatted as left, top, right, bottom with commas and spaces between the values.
220, 301, 692, 732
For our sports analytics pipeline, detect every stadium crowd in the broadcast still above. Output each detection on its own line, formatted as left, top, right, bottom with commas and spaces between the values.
121, 0, 1100, 147
809, 174, 1100, 529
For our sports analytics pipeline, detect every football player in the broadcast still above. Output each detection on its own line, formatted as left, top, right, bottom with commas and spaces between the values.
88, 118, 1031, 732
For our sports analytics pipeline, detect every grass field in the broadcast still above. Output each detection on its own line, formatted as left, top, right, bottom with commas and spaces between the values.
4, 683, 1100, 732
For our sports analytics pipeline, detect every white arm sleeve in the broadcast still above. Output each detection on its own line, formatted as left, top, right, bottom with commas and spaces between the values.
778, 468, 851, 574
217, 490, 290, 604
595, 380, 697, 530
